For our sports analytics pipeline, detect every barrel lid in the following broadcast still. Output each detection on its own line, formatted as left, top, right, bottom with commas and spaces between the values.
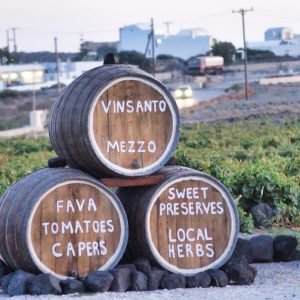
26, 179, 128, 279
145, 174, 239, 275
88, 75, 180, 176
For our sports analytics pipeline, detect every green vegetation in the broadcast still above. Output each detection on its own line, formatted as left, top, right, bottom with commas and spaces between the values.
0, 89, 20, 99
225, 84, 243, 93
211, 41, 236, 65
0, 118, 299, 235
0, 89, 32, 100
157, 54, 175, 60
175, 118, 300, 232
247, 48, 276, 61
118, 50, 152, 73
0, 137, 54, 196
0, 47, 13, 64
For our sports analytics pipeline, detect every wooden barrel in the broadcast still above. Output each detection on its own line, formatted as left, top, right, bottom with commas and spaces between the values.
0, 168, 128, 279
49, 65, 180, 178
117, 166, 239, 276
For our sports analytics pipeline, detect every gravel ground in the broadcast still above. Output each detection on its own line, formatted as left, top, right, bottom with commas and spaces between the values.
180, 82, 300, 123
0, 261, 299, 300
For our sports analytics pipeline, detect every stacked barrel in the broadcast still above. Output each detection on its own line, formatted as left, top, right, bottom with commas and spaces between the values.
0, 168, 128, 279
0, 65, 239, 279
49, 65, 180, 177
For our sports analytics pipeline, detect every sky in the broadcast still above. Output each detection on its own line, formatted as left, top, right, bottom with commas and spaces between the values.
0, 0, 299, 53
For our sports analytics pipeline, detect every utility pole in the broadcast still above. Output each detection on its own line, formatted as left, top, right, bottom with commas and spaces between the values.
32, 70, 36, 111
11, 27, 19, 53
32, 69, 37, 138
142, 18, 156, 76
232, 8, 253, 100
151, 18, 155, 77
164, 21, 172, 36
54, 37, 61, 95
142, 31, 151, 72
6, 29, 16, 52
6, 30, 10, 51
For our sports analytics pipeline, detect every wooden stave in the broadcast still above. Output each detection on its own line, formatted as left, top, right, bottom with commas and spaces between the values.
0, 169, 71, 272
117, 166, 239, 275
49, 65, 124, 172
0, 168, 129, 277
49, 66, 107, 168
6, 168, 65, 272
62, 66, 117, 173
0, 168, 65, 271
116, 166, 195, 261
0, 176, 29, 268
49, 65, 180, 178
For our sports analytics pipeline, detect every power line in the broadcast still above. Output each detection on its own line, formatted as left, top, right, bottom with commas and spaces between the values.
232, 8, 254, 100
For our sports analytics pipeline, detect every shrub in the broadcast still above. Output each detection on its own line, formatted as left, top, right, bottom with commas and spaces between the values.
0, 89, 19, 99
237, 206, 254, 233
176, 117, 300, 226
0, 137, 54, 196
229, 162, 299, 214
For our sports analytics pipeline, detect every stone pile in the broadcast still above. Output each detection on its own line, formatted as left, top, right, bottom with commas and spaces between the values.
0, 234, 298, 296
0, 256, 256, 296
232, 234, 300, 263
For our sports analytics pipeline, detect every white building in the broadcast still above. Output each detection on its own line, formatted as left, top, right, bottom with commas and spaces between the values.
156, 28, 213, 60
0, 64, 45, 86
264, 27, 293, 41
43, 61, 103, 83
248, 27, 300, 57
119, 24, 152, 54
248, 40, 300, 57
118, 24, 213, 60
0, 61, 103, 91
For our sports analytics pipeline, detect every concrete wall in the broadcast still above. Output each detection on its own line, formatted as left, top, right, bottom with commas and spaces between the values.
225, 59, 300, 73
260, 74, 300, 85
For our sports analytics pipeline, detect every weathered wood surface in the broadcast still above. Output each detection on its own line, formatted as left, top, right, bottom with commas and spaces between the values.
100, 174, 164, 187
117, 166, 239, 276
49, 65, 180, 178
93, 80, 173, 170
0, 168, 128, 279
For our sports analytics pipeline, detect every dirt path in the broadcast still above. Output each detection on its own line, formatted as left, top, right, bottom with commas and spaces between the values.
0, 89, 57, 130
